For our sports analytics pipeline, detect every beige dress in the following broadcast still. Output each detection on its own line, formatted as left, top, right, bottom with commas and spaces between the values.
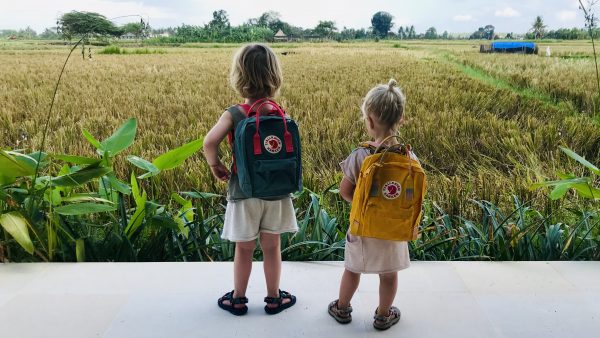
340, 146, 411, 274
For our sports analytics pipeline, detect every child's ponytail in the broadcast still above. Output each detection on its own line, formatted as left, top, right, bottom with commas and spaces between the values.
388, 78, 398, 90
362, 79, 406, 131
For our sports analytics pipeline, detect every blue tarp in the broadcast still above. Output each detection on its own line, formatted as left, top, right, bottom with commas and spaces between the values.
490, 41, 537, 54
491, 42, 536, 49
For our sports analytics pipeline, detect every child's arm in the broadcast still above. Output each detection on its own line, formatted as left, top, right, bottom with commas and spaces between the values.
339, 177, 355, 203
203, 112, 234, 181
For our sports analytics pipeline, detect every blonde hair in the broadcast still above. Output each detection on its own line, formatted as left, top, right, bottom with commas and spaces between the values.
230, 44, 282, 99
361, 79, 406, 130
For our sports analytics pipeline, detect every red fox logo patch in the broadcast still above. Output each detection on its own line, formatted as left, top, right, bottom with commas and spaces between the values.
382, 181, 401, 199
264, 135, 282, 154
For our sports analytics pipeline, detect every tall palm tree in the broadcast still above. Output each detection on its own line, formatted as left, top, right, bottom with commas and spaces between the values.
531, 16, 547, 39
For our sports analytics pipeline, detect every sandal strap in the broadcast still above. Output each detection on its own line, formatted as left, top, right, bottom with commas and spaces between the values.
333, 300, 353, 314
221, 290, 248, 304
264, 289, 293, 304
374, 307, 400, 321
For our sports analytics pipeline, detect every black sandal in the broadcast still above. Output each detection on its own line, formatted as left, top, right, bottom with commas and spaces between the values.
264, 289, 296, 315
218, 290, 248, 316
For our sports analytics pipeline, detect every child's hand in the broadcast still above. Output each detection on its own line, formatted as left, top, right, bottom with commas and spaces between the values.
210, 162, 231, 181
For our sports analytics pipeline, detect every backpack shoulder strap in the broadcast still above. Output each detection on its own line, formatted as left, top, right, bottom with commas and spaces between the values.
227, 105, 248, 122
358, 142, 377, 155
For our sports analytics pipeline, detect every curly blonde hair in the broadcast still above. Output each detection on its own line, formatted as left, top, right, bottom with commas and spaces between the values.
230, 44, 282, 99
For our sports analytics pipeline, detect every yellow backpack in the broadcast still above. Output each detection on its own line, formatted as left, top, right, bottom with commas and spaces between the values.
349, 136, 426, 241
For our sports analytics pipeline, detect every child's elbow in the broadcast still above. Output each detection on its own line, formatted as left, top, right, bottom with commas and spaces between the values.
203, 137, 216, 152
341, 190, 354, 203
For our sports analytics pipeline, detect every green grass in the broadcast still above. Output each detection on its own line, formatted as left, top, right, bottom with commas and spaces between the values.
439, 52, 581, 115
99, 45, 167, 55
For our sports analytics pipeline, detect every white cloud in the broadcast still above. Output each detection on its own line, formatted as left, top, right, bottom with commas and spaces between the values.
453, 14, 473, 22
495, 7, 521, 18
557, 10, 577, 21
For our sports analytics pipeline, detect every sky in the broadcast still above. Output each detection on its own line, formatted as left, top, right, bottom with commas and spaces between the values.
0, 0, 590, 34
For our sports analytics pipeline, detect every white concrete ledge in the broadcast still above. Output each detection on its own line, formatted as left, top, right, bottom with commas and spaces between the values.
1, 261, 599, 338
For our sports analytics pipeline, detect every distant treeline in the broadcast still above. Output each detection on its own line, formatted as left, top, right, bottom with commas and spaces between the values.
2, 9, 598, 43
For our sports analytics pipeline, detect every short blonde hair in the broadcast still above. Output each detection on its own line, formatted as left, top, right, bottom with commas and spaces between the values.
230, 44, 282, 99
361, 79, 406, 131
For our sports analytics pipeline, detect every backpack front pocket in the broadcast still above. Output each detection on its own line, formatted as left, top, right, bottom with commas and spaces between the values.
361, 202, 416, 241
252, 158, 298, 197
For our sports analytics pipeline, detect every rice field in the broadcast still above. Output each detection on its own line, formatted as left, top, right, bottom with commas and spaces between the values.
1, 39, 599, 220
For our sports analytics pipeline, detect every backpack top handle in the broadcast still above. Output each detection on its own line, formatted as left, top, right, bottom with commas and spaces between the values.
374, 135, 413, 175
374, 135, 410, 156
247, 99, 294, 156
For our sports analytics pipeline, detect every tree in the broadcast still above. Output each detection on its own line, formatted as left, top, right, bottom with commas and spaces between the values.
408, 25, 416, 39
256, 11, 280, 27
371, 11, 394, 38
208, 10, 230, 30
39, 27, 59, 39
314, 20, 337, 39
531, 16, 547, 39
57, 11, 122, 40
398, 27, 405, 39
424, 27, 438, 39
340, 27, 369, 40
470, 25, 495, 40
484, 25, 495, 40
442, 30, 449, 39
122, 21, 148, 39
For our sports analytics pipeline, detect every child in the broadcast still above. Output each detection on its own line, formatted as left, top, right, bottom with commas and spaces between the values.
203, 44, 298, 316
328, 79, 412, 330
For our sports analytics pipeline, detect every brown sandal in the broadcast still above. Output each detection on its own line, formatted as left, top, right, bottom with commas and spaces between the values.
328, 300, 353, 324
373, 306, 401, 330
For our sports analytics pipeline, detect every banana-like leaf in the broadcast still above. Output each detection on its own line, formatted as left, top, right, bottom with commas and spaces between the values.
560, 147, 600, 176
174, 217, 190, 239
0, 150, 36, 177
55, 202, 117, 215
181, 191, 223, 199
125, 173, 147, 237
82, 129, 103, 150
0, 174, 16, 185
76, 239, 85, 262
153, 137, 203, 171
107, 173, 132, 195
0, 211, 34, 254
101, 118, 137, 156
62, 194, 115, 204
530, 178, 589, 189
51, 166, 111, 187
127, 155, 160, 178
53, 154, 100, 165
549, 184, 571, 200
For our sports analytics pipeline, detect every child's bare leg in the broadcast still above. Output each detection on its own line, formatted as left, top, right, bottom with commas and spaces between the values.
260, 232, 291, 307
338, 269, 361, 308
377, 272, 398, 315
228, 240, 255, 308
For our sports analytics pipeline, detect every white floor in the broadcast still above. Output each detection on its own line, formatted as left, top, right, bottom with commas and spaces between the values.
0, 261, 599, 338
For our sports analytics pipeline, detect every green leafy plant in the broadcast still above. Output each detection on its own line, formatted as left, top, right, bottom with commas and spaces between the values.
532, 147, 600, 200
0, 118, 203, 262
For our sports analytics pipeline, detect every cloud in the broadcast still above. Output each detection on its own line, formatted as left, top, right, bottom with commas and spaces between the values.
494, 7, 521, 18
557, 10, 577, 21
453, 14, 473, 22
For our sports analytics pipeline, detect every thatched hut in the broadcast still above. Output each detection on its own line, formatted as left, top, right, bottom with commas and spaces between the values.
274, 29, 288, 42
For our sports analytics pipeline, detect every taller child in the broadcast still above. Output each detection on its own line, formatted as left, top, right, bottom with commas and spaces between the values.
203, 44, 298, 316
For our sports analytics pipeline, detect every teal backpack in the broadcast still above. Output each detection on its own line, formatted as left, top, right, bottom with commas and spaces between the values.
230, 99, 302, 198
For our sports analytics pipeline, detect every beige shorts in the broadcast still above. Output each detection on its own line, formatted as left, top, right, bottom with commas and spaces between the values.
222, 197, 298, 242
